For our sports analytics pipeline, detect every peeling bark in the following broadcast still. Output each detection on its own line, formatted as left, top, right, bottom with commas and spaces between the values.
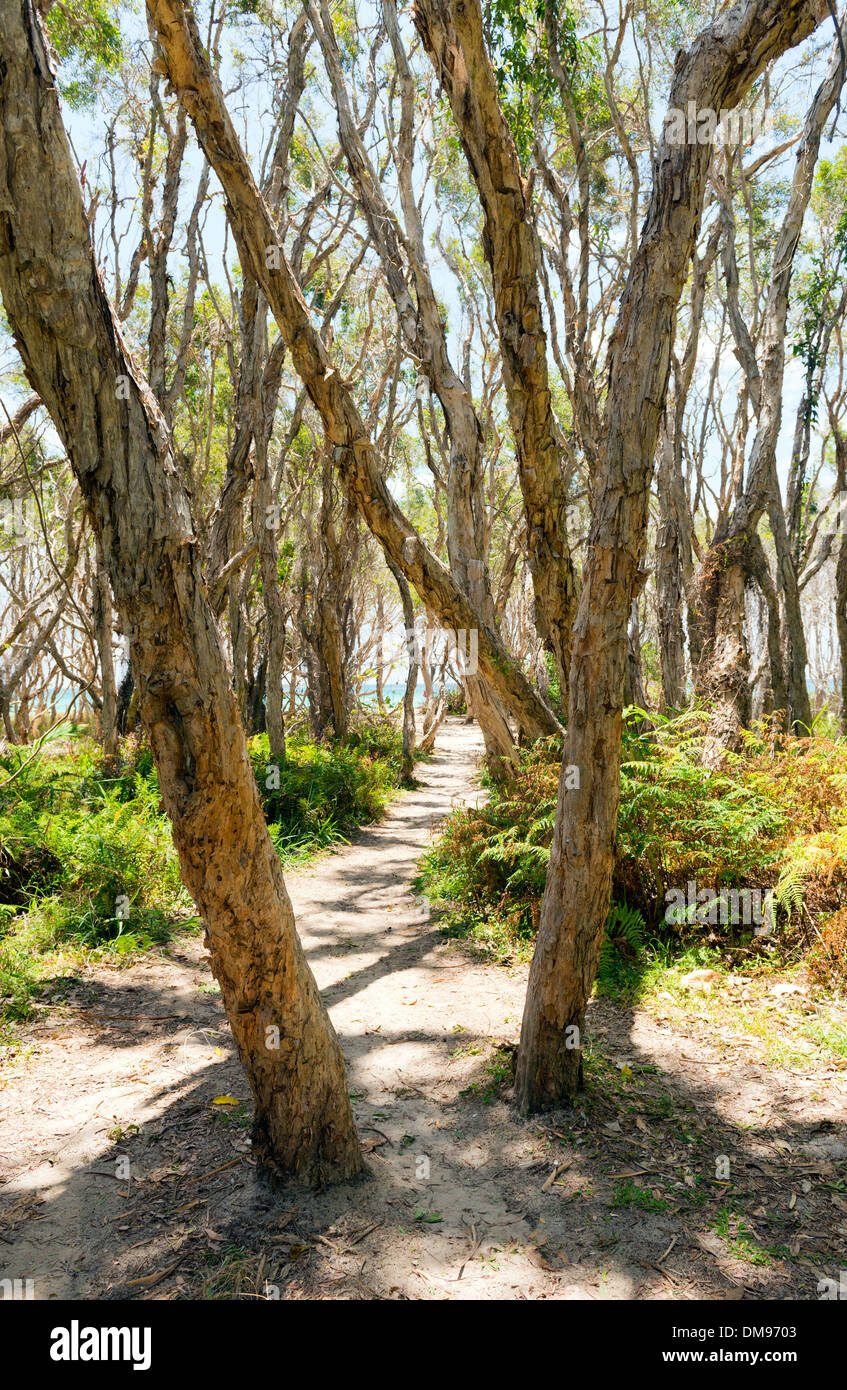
512, 0, 827, 1112
0, 0, 362, 1184
147, 0, 560, 742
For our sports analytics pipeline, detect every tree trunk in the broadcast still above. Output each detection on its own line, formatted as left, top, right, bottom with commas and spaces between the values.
420, 616, 437, 733
92, 542, 119, 759
654, 264, 706, 716
655, 433, 688, 711
147, 0, 560, 743
253, 426, 287, 763
413, 0, 577, 699
247, 287, 288, 763
691, 537, 753, 764
623, 599, 649, 718
745, 532, 788, 726
691, 13, 843, 751
769, 499, 812, 733
386, 556, 418, 782
832, 425, 847, 735
374, 588, 387, 715
512, 0, 826, 1112
0, 0, 361, 1184
310, 0, 519, 775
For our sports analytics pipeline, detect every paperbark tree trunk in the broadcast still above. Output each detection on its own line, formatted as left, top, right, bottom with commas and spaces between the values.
413, 0, 577, 700
0, 0, 362, 1184
147, 0, 559, 743
654, 230, 717, 710
745, 531, 789, 720
92, 542, 119, 760
655, 422, 689, 711
386, 556, 418, 782
830, 421, 847, 735
252, 399, 287, 764
512, 0, 826, 1112
691, 17, 843, 755
374, 589, 387, 716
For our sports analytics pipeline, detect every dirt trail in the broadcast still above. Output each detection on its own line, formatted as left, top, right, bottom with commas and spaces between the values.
1, 717, 845, 1301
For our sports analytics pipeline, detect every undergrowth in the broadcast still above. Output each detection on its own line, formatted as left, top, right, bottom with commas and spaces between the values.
0, 711, 416, 1033
417, 708, 847, 992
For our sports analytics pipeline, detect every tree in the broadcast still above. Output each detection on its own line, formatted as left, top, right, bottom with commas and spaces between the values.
146, 0, 561, 745
691, 16, 847, 759
504, 0, 828, 1110
0, 0, 362, 1185
414, 0, 578, 702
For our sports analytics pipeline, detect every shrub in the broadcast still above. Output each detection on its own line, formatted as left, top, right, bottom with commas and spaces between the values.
418, 708, 847, 969
0, 737, 190, 1028
248, 713, 408, 861
444, 686, 467, 715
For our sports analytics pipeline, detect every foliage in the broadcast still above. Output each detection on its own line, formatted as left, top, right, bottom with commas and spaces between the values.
484, 0, 604, 162
418, 708, 847, 970
0, 736, 188, 1027
612, 1178, 668, 1213
444, 685, 468, 716
45, 0, 122, 109
0, 715, 418, 1029
807, 906, 847, 987
248, 709, 422, 861
793, 150, 847, 423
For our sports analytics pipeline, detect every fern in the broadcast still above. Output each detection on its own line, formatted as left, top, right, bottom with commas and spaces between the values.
600, 902, 645, 966
774, 863, 804, 921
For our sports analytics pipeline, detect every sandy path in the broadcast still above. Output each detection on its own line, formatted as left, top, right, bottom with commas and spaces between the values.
287, 718, 518, 1100
1, 717, 845, 1301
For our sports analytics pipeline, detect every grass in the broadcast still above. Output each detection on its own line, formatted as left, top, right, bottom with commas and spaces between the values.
711, 1204, 790, 1266
0, 737, 189, 1032
459, 1043, 516, 1103
611, 1179, 669, 1213
249, 718, 405, 863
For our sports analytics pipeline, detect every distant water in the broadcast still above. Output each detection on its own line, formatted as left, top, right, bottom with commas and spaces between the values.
359, 680, 459, 705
